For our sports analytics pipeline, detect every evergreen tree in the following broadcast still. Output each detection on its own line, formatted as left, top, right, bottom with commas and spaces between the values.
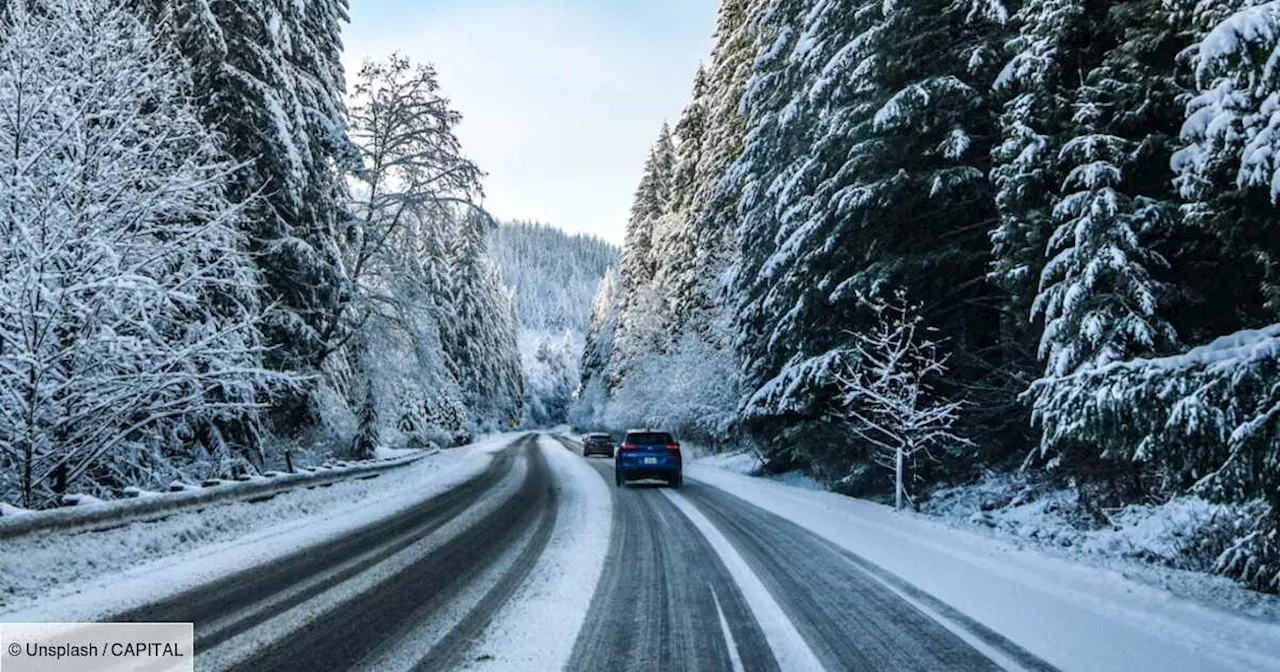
684, 0, 768, 341
733, 0, 1004, 472
989, 0, 1092, 325
1174, 0, 1280, 318
655, 68, 710, 332
610, 126, 677, 388
571, 268, 620, 429
138, 0, 358, 384
579, 268, 620, 393
1032, 131, 1176, 380
619, 125, 676, 296
442, 209, 524, 427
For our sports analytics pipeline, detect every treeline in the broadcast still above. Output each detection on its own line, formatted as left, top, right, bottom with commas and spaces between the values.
577, 0, 1280, 591
488, 221, 618, 427
0, 0, 522, 508
489, 220, 619, 334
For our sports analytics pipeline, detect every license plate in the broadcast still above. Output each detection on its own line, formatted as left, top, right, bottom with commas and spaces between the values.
643, 457, 658, 465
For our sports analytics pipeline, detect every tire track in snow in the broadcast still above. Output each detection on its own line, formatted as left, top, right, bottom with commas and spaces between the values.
559, 436, 777, 672
453, 435, 613, 671
115, 439, 521, 651
227, 435, 556, 672
662, 488, 825, 672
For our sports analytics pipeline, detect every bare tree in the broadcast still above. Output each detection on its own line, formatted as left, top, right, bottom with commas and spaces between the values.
835, 292, 971, 510
344, 53, 484, 305
337, 53, 489, 455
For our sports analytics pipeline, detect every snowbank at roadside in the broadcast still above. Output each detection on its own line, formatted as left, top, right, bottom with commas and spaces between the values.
688, 463, 1280, 672
691, 448, 823, 491
0, 433, 522, 619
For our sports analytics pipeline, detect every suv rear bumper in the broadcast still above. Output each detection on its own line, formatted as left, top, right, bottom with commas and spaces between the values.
617, 465, 681, 481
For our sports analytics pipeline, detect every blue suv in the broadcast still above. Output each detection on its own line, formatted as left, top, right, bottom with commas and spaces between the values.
615, 430, 682, 488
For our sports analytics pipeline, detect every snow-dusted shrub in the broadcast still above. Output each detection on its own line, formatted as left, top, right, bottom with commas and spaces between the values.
0, 0, 285, 507
835, 293, 971, 510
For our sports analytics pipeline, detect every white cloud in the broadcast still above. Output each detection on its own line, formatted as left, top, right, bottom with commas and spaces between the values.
343, 2, 716, 244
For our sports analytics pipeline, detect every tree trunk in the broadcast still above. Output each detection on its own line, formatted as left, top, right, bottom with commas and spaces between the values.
895, 445, 904, 511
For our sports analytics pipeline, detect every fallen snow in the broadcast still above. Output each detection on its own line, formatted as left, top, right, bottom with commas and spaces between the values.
374, 445, 435, 459
692, 448, 823, 491
923, 472, 1280, 622
694, 449, 765, 475
0, 502, 31, 517
687, 463, 1280, 672
460, 435, 613, 671
0, 434, 520, 619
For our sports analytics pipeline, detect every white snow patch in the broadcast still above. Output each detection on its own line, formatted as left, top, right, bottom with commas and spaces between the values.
694, 449, 765, 475
687, 464, 1280, 672
460, 434, 612, 671
0, 502, 30, 517
374, 445, 434, 459
924, 473, 1280, 621
692, 449, 821, 491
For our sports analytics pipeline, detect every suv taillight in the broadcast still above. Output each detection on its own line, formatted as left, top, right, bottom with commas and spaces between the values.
620, 443, 636, 452
667, 443, 681, 457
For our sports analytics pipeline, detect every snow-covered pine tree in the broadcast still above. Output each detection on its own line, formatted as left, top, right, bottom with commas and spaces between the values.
442, 209, 524, 428
1174, 0, 1280, 317
618, 125, 676, 298
1025, 324, 1280, 590
609, 125, 677, 389
732, 0, 1004, 472
989, 0, 1092, 327
682, 0, 768, 344
136, 0, 358, 390
729, 0, 821, 448
654, 68, 709, 334
0, 0, 284, 506
1032, 129, 1176, 380
573, 268, 621, 428
1026, 0, 1190, 469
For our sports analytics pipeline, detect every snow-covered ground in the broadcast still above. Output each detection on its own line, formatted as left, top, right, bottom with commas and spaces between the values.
688, 460, 1280, 672
0, 434, 517, 619
921, 471, 1280, 621
694, 449, 1279, 619
690, 447, 823, 491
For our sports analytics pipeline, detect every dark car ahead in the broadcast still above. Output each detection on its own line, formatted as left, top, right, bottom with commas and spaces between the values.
582, 433, 614, 458
615, 430, 682, 488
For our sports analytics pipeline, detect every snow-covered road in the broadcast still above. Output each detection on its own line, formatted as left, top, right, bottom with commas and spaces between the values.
3, 432, 1278, 671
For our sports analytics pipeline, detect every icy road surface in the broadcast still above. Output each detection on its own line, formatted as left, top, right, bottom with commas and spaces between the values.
3, 433, 1278, 671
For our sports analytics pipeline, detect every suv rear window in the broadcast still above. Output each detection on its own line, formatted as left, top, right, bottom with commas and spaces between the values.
588, 434, 612, 441
625, 432, 673, 445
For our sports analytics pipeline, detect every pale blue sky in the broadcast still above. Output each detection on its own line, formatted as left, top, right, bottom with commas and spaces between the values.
343, 1, 718, 244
